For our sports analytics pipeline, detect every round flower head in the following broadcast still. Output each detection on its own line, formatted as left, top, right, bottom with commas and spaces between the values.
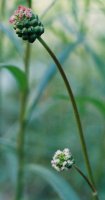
9, 5, 44, 43
51, 148, 75, 172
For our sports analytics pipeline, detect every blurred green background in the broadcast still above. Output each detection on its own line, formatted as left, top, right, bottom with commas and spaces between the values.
0, 0, 105, 200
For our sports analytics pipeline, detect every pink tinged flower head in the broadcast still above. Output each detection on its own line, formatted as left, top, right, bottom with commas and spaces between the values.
9, 5, 44, 43
9, 5, 32, 24
18, 5, 26, 11
17, 5, 32, 19
25, 10, 32, 18
9, 15, 16, 24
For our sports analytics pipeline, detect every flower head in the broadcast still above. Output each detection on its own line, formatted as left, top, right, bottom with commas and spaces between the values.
9, 5, 32, 24
51, 148, 75, 172
9, 15, 16, 24
9, 5, 44, 43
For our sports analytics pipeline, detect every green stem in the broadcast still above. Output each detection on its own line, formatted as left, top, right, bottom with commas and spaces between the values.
27, 0, 32, 8
15, 92, 27, 200
15, 2, 32, 200
0, 73, 3, 136
0, 0, 6, 58
1, 0, 5, 17
73, 165, 99, 200
38, 37, 99, 199
0, 0, 6, 136
15, 45, 31, 200
24, 43, 31, 83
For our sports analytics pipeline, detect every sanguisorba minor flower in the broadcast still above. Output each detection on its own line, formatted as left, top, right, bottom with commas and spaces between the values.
9, 5, 44, 43
51, 148, 98, 196
9, 6, 99, 200
51, 148, 75, 171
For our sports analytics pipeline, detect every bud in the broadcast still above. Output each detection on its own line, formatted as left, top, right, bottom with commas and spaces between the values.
9, 5, 44, 43
51, 148, 75, 172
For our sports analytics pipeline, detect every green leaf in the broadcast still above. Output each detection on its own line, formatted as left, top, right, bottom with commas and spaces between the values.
71, 0, 78, 23
26, 164, 80, 200
76, 96, 105, 117
84, 44, 105, 79
55, 94, 105, 117
0, 64, 27, 91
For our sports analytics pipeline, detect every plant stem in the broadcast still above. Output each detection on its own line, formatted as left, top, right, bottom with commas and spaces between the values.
38, 37, 99, 199
73, 164, 99, 200
1, 0, 5, 17
27, 0, 32, 8
0, 73, 3, 136
15, 92, 27, 200
15, 45, 31, 200
0, 0, 6, 58
24, 43, 31, 83
0, 0, 6, 136
15, 1, 32, 200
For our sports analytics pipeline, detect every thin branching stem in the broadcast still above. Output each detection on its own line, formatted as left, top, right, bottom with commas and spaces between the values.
15, 91, 27, 200
38, 37, 99, 200
15, 1, 32, 200
73, 165, 99, 200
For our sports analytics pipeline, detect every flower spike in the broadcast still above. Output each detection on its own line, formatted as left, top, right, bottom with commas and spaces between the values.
51, 148, 75, 171
9, 5, 44, 43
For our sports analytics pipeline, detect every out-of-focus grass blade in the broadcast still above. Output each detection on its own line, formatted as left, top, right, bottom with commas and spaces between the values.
41, 0, 58, 19
84, 44, 105, 78
76, 96, 105, 117
0, 23, 23, 56
95, 0, 105, 13
0, 138, 16, 152
71, 0, 78, 23
26, 164, 80, 200
59, 15, 77, 36
55, 94, 105, 117
85, 0, 90, 7
28, 99, 58, 122
27, 39, 82, 121
0, 64, 27, 91
83, 0, 91, 21
50, 27, 70, 43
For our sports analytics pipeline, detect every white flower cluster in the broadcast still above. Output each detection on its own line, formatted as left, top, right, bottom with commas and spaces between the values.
51, 148, 75, 172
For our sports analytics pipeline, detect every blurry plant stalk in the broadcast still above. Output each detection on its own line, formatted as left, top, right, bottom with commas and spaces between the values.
15, 1, 32, 200
0, 0, 6, 136
0, 0, 6, 58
